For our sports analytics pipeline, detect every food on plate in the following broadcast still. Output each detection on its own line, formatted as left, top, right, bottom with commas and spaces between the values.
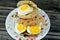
15, 23, 27, 34
15, 16, 44, 35
17, 1, 38, 19
15, 0, 45, 36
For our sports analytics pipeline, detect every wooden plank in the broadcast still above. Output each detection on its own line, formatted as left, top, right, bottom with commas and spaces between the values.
0, 15, 6, 17
48, 32, 60, 36
45, 35, 60, 40
0, 28, 6, 31
31, 0, 60, 10
0, 0, 17, 7
0, 10, 11, 15
0, 6, 15, 10
45, 10, 60, 14
0, 31, 14, 40
0, 23, 5, 26
0, 17, 6, 23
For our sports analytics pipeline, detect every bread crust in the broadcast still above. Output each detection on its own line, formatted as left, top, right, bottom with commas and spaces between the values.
17, 1, 38, 19
17, 16, 45, 26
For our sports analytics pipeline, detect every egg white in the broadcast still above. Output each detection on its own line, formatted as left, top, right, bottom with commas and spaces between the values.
27, 26, 31, 34
18, 5, 33, 15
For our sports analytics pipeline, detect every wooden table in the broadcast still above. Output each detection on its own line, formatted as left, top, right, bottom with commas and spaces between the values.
0, 0, 60, 40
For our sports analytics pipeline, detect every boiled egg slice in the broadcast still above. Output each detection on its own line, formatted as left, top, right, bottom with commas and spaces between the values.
15, 23, 26, 34
18, 4, 33, 15
27, 25, 41, 35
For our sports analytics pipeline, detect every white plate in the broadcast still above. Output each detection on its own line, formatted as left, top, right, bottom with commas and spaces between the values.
5, 8, 50, 40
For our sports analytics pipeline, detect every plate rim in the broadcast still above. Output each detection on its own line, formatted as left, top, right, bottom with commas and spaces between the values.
5, 8, 50, 40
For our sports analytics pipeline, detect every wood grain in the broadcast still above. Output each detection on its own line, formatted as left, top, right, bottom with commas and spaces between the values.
0, 31, 14, 40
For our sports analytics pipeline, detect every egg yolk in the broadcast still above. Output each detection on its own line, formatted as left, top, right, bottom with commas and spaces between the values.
28, 25, 41, 34
16, 23, 26, 33
19, 4, 29, 11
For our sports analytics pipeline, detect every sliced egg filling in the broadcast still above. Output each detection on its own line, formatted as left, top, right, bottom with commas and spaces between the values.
18, 4, 33, 15
15, 23, 26, 34
19, 4, 29, 11
27, 25, 41, 34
